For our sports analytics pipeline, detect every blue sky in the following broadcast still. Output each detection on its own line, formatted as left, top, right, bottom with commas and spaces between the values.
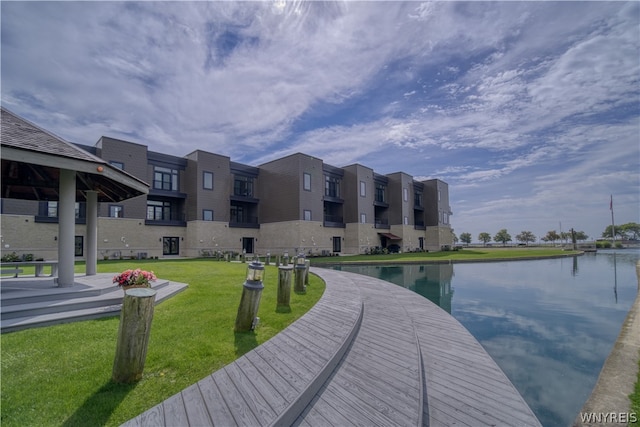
2, 1, 638, 241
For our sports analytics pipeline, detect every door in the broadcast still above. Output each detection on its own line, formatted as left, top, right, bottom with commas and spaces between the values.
242, 237, 254, 254
332, 236, 341, 253
163, 237, 180, 255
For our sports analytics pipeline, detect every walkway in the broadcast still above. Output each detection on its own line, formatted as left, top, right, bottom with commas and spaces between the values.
123, 268, 541, 426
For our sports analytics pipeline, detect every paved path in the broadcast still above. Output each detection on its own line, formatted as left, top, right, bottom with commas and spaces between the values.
123, 268, 541, 426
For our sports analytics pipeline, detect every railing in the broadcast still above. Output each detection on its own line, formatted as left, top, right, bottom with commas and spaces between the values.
375, 218, 390, 229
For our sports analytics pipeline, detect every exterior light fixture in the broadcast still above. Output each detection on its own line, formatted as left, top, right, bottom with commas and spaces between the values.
235, 259, 266, 332
246, 259, 265, 283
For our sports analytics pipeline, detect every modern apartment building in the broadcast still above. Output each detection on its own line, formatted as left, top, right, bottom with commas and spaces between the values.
1, 113, 453, 260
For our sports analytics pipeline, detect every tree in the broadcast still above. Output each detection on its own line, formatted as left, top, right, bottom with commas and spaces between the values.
541, 230, 560, 244
478, 232, 492, 246
515, 231, 536, 245
602, 223, 640, 240
460, 232, 472, 246
493, 229, 512, 246
574, 230, 589, 242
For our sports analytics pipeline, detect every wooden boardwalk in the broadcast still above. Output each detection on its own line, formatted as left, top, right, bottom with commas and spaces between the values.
123, 268, 541, 427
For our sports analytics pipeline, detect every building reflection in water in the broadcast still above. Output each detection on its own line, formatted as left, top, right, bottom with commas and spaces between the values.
334, 263, 454, 313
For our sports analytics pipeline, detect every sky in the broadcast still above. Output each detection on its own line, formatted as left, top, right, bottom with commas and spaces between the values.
2, 1, 638, 242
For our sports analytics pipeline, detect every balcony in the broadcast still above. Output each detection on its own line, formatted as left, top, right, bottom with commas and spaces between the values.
323, 214, 345, 228
229, 216, 260, 229
375, 218, 390, 229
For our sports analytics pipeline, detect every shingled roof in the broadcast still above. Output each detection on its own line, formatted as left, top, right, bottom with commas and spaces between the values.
1, 107, 148, 202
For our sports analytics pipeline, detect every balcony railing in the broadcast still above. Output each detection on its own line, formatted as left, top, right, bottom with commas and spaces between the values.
375, 218, 390, 229
323, 214, 345, 228
229, 216, 260, 229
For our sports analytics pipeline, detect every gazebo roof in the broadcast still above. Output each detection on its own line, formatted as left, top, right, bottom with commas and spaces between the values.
1, 107, 149, 202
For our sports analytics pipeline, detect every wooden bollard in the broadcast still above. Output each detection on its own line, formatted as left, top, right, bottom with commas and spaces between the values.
304, 260, 310, 286
275, 255, 280, 267
277, 265, 293, 310
112, 288, 157, 383
294, 263, 306, 293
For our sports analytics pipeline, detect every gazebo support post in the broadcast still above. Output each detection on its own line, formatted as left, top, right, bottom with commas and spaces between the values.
86, 191, 98, 276
58, 169, 76, 287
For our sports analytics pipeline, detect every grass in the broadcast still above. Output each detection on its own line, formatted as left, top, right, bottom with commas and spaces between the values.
631, 358, 640, 426
310, 247, 581, 264
1, 259, 324, 427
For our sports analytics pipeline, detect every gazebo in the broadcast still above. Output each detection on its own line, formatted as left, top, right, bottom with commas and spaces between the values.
1, 107, 149, 287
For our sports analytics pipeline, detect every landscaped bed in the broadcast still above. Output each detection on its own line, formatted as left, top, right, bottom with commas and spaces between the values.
0, 259, 324, 427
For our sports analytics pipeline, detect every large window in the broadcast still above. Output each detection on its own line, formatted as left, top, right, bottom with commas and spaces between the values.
147, 200, 172, 221
203, 171, 213, 190
414, 192, 423, 208
234, 175, 253, 197
47, 201, 58, 217
325, 176, 340, 198
375, 183, 386, 203
303, 173, 311, 191
154, 166, 178, 191
109, 205, 123, 218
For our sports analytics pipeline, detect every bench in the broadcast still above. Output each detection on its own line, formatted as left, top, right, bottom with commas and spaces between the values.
0, 261, 58, 278
1, 268, 24, 277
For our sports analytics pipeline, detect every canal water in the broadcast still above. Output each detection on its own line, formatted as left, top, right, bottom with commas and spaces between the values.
329, 249, 640, 427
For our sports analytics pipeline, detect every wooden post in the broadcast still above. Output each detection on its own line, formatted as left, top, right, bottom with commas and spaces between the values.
275, 255, 280, 267
234, 280, 264, 332
112, 288, 157, 383
277, 265, 293, 310
294, 264, 306, 293
304, 260, 310, 286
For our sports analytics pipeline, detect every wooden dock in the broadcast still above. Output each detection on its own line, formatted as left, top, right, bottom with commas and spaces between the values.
122, 268, 541, 426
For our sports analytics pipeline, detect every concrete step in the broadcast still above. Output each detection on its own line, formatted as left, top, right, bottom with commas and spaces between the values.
2, 279, 169, 319
1, 281, 188, 333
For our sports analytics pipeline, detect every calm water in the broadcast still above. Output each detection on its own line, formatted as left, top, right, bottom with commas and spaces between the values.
330, 249, 640, 427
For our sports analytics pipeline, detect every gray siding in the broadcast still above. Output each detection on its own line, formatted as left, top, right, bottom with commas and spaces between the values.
184, 150, 231, 222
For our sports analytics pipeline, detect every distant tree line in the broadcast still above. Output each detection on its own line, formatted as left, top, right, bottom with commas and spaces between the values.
456, 223, 639, 246
457, 229, 591, 246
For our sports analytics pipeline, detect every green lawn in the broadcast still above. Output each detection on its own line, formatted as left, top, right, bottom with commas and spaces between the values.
310, 247, 581, 264
1, 259, 324, 427
631, 358, 640, 426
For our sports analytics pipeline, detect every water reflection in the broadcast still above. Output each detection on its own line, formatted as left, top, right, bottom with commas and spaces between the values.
330, 250, 640, 427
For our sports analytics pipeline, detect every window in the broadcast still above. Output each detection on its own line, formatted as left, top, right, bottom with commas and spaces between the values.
109, 161, 124, 170
438, 189, 441, 201
404, 216, 409, 225
325, 176, 340, 198
303, 173, 311, 191
203, 209, 213, 221
203, 171, 213, 190
414, 192, 423, 207
443, 212, 449, 224
47, 201, 58, 217
403, 188, 408, 202
154, 166, 179, 191
360, 213, 366, 224
234, 175, 253, 197
147, 200, 172, 221
304, 210, 312, 221
375, 183, 385, 203
109, 205, 123, 218
360, 181, 366, 197
75, 236, 84, 257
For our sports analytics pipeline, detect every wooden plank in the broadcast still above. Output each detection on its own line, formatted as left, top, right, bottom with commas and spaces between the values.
161, 393, 189, 427
242, 350, 300, 404
212, 369, 261, 426
224, 361, 277, 425
255, 342, 314, 388
181, 383, 212, 426
234, 355, 290, 415
197, 375, 237, 426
